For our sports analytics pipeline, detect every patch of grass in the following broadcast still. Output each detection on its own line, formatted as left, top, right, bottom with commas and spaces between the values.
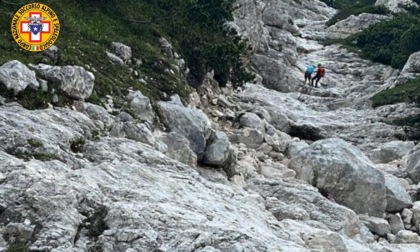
27, 139, 43, 148
372, 77, 420, 140
372, 78, 420, 107
6, 243, 28, 252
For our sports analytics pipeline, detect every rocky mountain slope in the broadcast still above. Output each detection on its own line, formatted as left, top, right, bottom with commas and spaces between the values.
1, 0, 420, 251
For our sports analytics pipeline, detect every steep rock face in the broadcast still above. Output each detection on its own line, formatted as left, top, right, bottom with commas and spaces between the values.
233, 0, 335, 93
289, 138, 387, 217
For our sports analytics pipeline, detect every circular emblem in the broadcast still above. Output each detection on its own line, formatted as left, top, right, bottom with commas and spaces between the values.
11, 3, 60, 52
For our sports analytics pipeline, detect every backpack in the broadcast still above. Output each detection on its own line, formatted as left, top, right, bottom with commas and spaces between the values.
319, 67, 326, 77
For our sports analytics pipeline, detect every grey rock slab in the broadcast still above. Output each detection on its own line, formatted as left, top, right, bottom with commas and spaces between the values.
203, 131, 230, 167
158, 132, 197, 167
158, 97, 211, 160
250, 177, 361, 237
289, 138, 387, 217
360, 215, 391, 236
385, 174, 413, 212
239, 112, 263, 130
228, 128, 264, 149
394, 230, 420, 244
407, 144, 420, 183
126, 90, 155, 125
0, 60, 39, 94
369, 141, 415, 164
30, 64, 95, 100
387, 214, 405, 235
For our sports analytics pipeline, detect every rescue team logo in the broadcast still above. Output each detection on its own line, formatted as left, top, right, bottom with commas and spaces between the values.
11, 3, 60, 52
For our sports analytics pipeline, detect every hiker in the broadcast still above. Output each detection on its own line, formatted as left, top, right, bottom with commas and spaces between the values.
304, 64, 316, 85
311, 63, 326, 87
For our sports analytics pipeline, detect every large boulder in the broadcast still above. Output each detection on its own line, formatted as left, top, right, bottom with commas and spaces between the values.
407, 144, 420, 183
250, 54, 301, 93
0, 60, 39, 94
289, 138, 387, 217
203, 131, 230, 167
384, 174, 413, 212
158, 96, 211, 160
29, 64, 95, 100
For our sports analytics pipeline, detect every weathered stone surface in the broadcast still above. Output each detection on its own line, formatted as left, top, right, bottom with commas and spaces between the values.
402, 208, 413, 224
394, 230, 420, 244
0, 60, 39, 94
326, 13, 390, 40
360, 215, 391, 236
203, 131, 230, 167
106, 51, 124, 65
158, 132, 197, 167
83, 103, 114, 131
412, 201, 420, 230
126, 90, 155, 125
111, 42, 132, 61
30, 64, 95, 100
158, 96, 211, 160
289, 138, 387, 217
407, 144, 420, 183
228, 128, 264, 149
384, 174, 413, 212
369, 141, 415, 164
387, 214, 405, 235
250, 177, 360, 238
239, 112, 263, 130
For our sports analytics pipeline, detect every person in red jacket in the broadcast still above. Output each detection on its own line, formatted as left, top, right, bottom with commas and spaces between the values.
311, 63, 326, 87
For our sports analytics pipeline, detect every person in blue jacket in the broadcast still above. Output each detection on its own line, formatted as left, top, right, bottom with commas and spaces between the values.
304, 65, 316, 85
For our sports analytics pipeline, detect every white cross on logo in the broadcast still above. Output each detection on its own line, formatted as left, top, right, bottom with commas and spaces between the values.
20, 12, 51, 43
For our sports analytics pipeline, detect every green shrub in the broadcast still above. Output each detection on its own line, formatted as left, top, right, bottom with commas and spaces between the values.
347, 12, 420, 69
372, 77, 420, 107
6, 243, 28, 252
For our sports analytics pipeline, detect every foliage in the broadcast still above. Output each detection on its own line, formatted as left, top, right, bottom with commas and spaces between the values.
6, 243, 28, 252
372, 78, 420, 108
372, 77, 420, 139
320, 0, 389, 26
347, 12, 420, 69
0, 0, 252, 109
